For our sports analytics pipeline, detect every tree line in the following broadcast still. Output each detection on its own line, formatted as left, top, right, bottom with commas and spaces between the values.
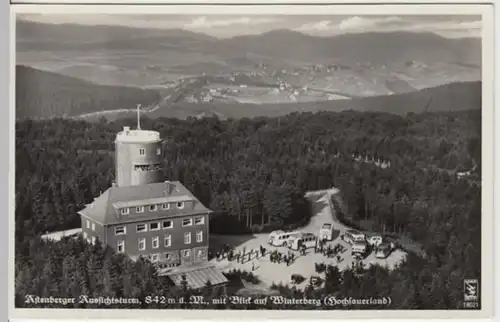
15, 109, 481, 309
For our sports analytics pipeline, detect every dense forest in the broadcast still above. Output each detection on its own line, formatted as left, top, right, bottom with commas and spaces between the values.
15, 65, 161, 119
15, 109, 481, 309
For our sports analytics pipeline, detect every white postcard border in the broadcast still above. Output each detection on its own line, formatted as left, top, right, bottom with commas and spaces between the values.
8, 3, 495, 320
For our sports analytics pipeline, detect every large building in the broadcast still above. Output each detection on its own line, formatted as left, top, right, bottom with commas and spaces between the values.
78, 108, 227, 288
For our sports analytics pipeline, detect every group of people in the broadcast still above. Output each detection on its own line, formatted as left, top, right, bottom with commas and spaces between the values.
213, 244, 268, 265
269, 249, 296, 266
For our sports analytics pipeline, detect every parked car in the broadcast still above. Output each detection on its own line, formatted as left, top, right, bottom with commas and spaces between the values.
375, 242, 393, 259
319, 223, 335, 241
351, 240, 368, 255
269, 230, 301, 247
343, 229, 366, 245
367, 235, 383, 247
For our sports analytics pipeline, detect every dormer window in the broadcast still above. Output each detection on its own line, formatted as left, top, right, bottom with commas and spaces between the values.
136, 206, 144, 213
177, 202, 184, 209
161, 203, 170, 210
120, 208, 129, 215
139, 148, 145, 155
149, 205, 157, 212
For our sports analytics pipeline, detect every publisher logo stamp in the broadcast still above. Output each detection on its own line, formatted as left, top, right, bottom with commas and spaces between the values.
463, 279, 478, 302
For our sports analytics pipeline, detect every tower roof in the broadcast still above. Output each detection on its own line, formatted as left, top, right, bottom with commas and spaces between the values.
115, 127, 161, 143
78, 181, 212, 225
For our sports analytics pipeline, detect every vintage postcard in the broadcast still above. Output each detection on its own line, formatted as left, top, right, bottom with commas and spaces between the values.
9, 3, 494, 320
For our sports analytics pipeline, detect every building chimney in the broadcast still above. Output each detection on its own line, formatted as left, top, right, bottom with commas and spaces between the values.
123, 126, 130, 134
164, 181, 172, 195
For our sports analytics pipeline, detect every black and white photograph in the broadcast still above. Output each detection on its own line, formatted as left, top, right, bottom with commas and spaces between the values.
10, 4, 494, 319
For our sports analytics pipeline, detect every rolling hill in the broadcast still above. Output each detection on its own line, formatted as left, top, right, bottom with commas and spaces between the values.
17, 20, 480, 67
145, 81, 481, 119
15, 65, 161, 119
77, 80, 481, 122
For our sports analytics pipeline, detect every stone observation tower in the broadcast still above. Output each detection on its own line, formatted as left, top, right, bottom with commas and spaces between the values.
115, 104, 163, 187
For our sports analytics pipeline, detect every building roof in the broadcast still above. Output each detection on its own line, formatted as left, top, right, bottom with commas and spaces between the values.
78, 181, 212, 226
162, 263, 228, 289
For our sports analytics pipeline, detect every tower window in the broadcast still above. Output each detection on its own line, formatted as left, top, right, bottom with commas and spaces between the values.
139, 148, 145, 155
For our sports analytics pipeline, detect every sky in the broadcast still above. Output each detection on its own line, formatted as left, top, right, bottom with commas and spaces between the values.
18, 14, 482, 38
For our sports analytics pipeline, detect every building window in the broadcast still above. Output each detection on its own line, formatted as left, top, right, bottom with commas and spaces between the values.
195, 216, 204, 225
139, 148, 145, 155
117, 240, 125, 253
149, 204, 157, 212
157, 147, 161, 155
164, 253, 171, 260
177, 202, 185, 209
86, 220, 90, 229
91, 223, 96, 231
83, 232, 87, 239
151, 254, 159, 262
164, 235, 172, 247
137, 224, 147, 233
152, 236, 159, 249
184, 232, 191, 244
150, 222, 160, 231
136, 206, 144, 213
182, 218, 193, 227
121, 208, 129, 215
162, 220, 173, 229
161, 203, 170, 210
196, 231, 203, 243
196, 249, 204, 258
182, 249, 191, 257
138, 238, 146, 251
91, 236, 96, 245
115, 226, 126, 235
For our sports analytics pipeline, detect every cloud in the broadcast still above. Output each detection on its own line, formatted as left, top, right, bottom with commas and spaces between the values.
296, 15, 481, 38
338, 16, 403, 31
184, 16, 279, 29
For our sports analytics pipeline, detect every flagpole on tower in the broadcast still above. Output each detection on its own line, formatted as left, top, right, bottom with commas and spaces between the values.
137, 104, 141, 130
